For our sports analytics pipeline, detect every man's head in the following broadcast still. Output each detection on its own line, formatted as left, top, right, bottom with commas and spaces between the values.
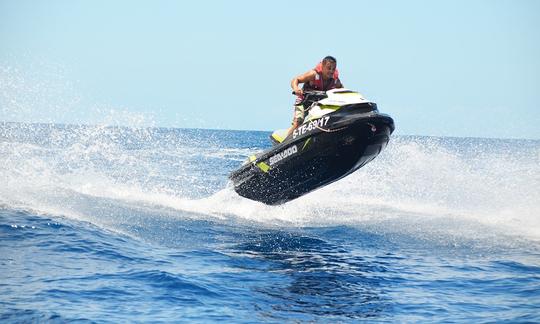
321, 56, 337, 79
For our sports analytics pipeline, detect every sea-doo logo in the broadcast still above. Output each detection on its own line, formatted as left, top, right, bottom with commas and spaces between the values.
269, 145, 298, 166
293, 116, 330, 139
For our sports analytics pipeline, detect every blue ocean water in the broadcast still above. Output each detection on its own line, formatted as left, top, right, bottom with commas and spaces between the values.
1, 122, 539, 322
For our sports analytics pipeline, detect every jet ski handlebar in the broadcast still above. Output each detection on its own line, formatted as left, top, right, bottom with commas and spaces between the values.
291, 90, 328, 106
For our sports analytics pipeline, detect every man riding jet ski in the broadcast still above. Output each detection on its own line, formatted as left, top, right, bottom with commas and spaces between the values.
290, 55, 344, 135
229, 57, 395, 205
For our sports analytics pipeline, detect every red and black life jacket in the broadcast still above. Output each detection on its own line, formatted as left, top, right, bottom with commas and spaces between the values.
303, 62, 341, 91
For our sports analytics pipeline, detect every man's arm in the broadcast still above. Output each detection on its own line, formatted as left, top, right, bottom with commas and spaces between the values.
291, 70, 317, 96
336, 78, 344, 88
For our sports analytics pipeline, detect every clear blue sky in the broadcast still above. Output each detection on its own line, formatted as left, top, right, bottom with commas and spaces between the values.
1, 0, 539, 139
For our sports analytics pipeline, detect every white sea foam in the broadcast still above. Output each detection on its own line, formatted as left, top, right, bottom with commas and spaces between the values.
1, 121, 539, 243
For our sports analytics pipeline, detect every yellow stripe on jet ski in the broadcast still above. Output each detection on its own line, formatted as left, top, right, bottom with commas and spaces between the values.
257, 162, 270, 173
249, 155, 270, 173
318, 105, 341, 110
302, 137, 311, 151
271, 133, 285, 144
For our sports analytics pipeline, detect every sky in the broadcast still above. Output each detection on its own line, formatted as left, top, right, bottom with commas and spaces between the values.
1, 0, 539, 139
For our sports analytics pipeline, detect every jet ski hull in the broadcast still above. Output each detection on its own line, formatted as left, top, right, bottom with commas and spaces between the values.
229, 106, 394, 205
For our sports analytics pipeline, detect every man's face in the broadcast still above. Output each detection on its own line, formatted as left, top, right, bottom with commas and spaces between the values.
321, 61, 336, 79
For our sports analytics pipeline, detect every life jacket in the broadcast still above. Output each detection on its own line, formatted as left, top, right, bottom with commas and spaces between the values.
304, 62, 340, 91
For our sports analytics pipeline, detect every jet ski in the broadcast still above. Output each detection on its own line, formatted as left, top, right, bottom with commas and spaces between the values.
229, 88, 395, 205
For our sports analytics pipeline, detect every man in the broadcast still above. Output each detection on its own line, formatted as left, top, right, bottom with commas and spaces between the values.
290, 56, 344, 130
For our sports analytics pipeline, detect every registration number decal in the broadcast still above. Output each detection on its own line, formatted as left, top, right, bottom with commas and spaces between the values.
293, 116, 330, 139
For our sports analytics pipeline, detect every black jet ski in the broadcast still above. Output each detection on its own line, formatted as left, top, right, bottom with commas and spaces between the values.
229, 88, 395, 205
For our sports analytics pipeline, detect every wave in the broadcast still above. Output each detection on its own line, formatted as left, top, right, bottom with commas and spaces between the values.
1, 122, 539, 243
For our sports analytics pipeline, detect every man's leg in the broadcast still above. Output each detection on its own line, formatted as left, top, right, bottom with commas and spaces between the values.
288, 104, 304, 136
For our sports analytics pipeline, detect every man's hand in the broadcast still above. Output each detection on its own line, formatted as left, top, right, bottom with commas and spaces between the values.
293, 89, 303, 96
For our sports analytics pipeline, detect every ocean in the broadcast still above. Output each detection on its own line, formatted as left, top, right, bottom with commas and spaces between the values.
1, 122, 539, 322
